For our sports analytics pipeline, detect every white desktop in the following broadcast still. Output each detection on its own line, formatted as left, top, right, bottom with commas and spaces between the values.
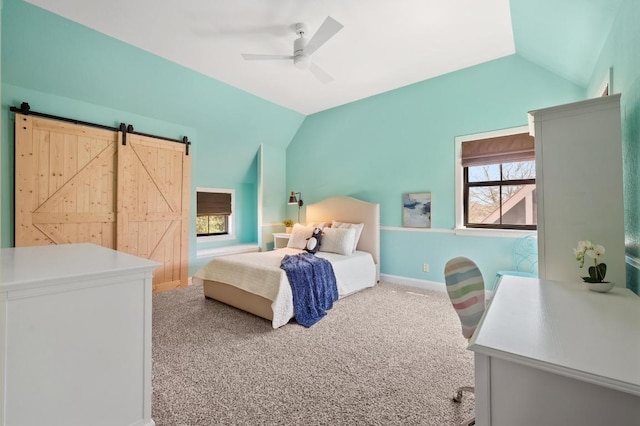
469, 275, 640, 426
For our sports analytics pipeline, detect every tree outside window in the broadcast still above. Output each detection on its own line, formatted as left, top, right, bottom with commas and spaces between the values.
196, 215, 228, 236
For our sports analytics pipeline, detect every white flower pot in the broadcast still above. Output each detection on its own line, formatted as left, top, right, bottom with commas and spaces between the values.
585, 282, 615, 293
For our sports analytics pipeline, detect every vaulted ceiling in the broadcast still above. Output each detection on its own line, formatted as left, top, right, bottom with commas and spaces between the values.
25, 0, 623, 115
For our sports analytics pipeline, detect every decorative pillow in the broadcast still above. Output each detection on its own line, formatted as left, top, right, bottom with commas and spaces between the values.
331, 220, 364, 253
319, 227, 356, 256
304, 227, 323, 254
287, 224, 315, 250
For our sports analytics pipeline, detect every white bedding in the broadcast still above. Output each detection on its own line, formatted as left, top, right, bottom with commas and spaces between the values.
193, 248, 376, 328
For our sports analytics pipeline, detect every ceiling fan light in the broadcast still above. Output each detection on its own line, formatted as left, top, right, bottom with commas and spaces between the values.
294, 54, 310, 70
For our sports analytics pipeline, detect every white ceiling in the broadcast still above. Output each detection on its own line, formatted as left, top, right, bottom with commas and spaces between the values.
25, 0, 516, 115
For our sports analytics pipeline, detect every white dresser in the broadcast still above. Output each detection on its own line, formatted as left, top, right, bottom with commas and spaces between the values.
469, 275, 640, 426
0, 243, 159, 426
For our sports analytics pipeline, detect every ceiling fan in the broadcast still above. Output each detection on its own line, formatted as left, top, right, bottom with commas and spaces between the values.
241, 16, 344, 83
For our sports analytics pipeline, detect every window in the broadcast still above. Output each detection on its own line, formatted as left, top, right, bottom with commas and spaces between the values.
196, 188, 235, 240
457, 128, 536, 231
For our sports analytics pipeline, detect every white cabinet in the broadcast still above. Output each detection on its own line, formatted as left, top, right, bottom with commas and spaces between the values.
530, 94, 625, 285
0, 243, 159, 426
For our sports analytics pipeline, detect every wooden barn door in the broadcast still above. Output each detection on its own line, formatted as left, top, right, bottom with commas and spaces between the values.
117, 133, 191, 292
14, 114, 117, 248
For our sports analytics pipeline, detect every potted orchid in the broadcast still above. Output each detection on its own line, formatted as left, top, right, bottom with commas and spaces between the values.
573, 240, 607, 283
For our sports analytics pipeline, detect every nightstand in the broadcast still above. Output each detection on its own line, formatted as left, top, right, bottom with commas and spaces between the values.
272, 233, 291, 249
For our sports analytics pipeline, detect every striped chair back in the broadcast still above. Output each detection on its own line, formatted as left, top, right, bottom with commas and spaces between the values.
444, 257, 485, 339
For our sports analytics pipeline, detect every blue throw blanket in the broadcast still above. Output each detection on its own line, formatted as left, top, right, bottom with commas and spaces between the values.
280, 253, 338, 327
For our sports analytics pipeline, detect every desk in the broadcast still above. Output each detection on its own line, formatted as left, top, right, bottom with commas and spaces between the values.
468, 275, 640, 426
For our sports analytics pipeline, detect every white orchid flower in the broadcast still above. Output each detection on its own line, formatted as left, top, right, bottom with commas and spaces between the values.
577, 240, 592, 251
574, 240, 607, 282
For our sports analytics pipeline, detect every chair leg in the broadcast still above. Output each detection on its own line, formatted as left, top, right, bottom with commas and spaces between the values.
452, 386, 474, 403
453, 386, 475, 426
461, 417, 475, 426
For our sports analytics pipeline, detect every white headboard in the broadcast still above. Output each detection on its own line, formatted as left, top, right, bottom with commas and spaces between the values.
306, 196, 380, 279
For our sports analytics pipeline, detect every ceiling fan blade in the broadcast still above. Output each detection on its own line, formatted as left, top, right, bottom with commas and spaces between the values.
303, 16, 344, 56
309, 62, 334, 84
241, 54, 294, 60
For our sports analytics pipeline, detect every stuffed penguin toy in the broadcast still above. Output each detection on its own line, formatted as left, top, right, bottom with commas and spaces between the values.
305, 227, 323, 254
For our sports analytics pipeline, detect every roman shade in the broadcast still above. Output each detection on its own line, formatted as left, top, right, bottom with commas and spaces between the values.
462, 133, 534, 167
197, 192, 232, 216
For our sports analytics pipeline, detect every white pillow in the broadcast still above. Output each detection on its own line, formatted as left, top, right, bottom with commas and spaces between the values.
331, 220, 364, 253
320, 227, 356, 256
286, 224, 315, 250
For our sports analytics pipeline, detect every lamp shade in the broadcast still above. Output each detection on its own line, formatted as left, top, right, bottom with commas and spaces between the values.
288, 191, 303, 223
288, 191, 298, 205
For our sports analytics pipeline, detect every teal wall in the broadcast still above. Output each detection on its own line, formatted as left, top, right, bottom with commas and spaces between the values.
588, 0, 640, 294
287, 55, 585, 288
1, 1, 304, 273
510, 0, 624, 87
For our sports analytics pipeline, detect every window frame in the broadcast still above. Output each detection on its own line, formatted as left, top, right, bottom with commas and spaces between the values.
463, 164, 536, 230
455, 125, 537, 235
196, 187, 235, 242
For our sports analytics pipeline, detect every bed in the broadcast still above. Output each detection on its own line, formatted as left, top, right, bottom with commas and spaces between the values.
192, 196, 380, 328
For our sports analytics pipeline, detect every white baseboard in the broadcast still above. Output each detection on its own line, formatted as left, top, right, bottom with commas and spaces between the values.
380, 274, 445, 292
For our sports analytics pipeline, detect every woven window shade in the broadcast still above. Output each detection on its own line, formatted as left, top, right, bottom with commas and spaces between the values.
197, 192, 231, 216
462, 133, 535, 167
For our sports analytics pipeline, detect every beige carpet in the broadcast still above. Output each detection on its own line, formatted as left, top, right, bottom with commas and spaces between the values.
152, 281, 475, 425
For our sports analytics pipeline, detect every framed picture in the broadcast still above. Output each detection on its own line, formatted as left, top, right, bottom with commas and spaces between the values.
402, 192, 431, 228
